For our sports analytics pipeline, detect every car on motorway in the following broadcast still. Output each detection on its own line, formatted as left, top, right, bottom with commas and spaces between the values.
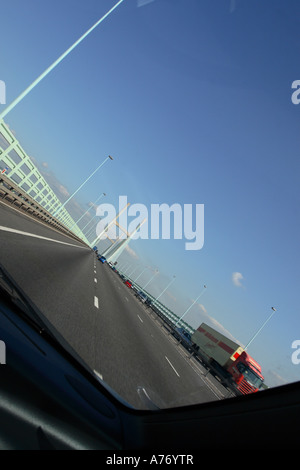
172, 327, 191, 342
98, 256, 106, 264
136, 291, 148, 303
172, 327, 195, 352
144, 297, 152, 307
125, 280, 132, 288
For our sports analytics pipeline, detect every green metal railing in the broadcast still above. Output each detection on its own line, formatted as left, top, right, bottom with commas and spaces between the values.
0, 119, 88, 243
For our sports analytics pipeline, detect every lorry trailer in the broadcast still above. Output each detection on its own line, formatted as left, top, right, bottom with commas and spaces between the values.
191, 323, 264, 395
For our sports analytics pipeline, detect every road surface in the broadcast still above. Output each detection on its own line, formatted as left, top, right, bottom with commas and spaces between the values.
0, 199, 224, 409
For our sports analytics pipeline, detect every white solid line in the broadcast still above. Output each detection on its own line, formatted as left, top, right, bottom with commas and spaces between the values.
165, 356, 180, 377
137, 315, 143, 323
94, 296, 99, 308
0, 225, 88, 249
0, 199, 81, 244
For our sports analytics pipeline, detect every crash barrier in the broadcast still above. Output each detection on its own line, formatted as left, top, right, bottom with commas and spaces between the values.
0, 174, 87, 246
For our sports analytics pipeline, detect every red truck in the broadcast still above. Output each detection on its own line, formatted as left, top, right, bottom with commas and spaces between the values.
191, 323, 264, 395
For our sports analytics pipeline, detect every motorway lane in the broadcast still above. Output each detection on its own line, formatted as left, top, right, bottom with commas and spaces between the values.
0, 201, 102, 366
0, 224, 97, 367
0, 199, 85, 248
0, 202, 218, 409
92, 261, 217, 408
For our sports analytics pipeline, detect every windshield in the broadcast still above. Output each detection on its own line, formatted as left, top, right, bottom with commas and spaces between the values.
0, 0, 300, 411
237, 363, 263, 389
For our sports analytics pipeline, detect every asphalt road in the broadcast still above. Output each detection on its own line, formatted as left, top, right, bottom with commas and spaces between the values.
0, 200, 220, 409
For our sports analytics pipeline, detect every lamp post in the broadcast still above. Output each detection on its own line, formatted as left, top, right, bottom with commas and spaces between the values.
175, 285, 207, 327
143, 270, 159, 290
85, 220, 99, 238
82, 214, 99, 234
69, 192, 106, 231
127, 266, 139, 279
119, 262, 130, 274
134, 267, 148, 283
52, 156, 113, 218
153, 275, 176, 305
0, 0, 125, 120
81, 199, 108, 233
244, 307, 277, 350
123, 264, 133, 275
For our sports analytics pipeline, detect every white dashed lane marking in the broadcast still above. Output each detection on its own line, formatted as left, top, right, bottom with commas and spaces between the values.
165, 356, 180, 377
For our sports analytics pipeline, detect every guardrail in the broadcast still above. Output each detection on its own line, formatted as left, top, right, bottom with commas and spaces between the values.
0, 173, 89, 246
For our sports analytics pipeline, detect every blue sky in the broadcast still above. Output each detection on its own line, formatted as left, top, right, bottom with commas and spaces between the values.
1, 0, 300, 388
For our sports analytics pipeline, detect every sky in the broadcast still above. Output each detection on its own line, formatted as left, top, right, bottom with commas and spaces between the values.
1, 0, 300, 388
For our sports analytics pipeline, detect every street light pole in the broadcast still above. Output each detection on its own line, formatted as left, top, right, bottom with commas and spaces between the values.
153, 276, 176, 305
134, 267, 148, 283
119, 262, 130, 274
175, 285, 207, 327
0, 0, 125, 121
123, 264, 133, 275
85, 219, 99, 237
127, 266, 139, 279
143, 270, 159, 290
244, 307, 277, 350
70, 192, 106, 231
81, 206, 105, 233
52, 156, 113, 218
